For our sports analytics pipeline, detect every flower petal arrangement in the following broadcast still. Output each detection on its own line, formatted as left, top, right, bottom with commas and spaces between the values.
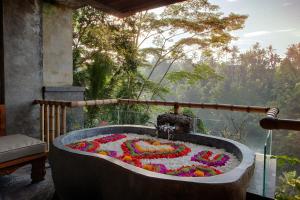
66, 133, 240, 177
97, 150, 118, 157
94, 134, 126, 144
121, 139, 191, 159
191, 151, 230, 167
67, 140, 100, 153
142, 163, 168, 174
167, 165, 222, 177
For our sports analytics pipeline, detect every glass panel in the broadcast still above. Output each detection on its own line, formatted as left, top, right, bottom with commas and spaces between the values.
263, 130, 273, 197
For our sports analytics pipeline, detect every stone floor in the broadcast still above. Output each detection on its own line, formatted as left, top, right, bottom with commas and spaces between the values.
0, 155, 276, 200
0, 163, 54, 200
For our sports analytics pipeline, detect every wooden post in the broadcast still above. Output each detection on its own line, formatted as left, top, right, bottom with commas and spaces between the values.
49, 105, 55, 142
31, 156, 46, 183
174, 103, 180, 114
0, 105, 5, 136
44, 105, 49, 151
55, 105, 61, 137
40, 104, 44, 141
61, 106, 67, 134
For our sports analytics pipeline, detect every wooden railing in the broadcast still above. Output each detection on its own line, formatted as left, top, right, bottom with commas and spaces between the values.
260, 108, 300, 131
33, 98, 300, 150
34, 100, 69, 151
118, 99, 270, 114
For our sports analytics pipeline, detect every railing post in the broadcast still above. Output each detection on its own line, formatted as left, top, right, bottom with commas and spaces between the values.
44, 105, 49, 151
61, 106, 67, 134
49, 105, 55, 142
117, 107, 120, 125
55, 105, 61, 137
40, 104, 44, 142
174, 103, 180, 114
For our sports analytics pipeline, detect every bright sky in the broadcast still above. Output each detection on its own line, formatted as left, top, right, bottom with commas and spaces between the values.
148, 0, 300, 57
210, 0, 300, 56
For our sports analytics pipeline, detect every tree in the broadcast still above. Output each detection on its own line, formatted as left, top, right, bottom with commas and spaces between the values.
273, 43, 300, 118
72, 7, 154, 126
72, 1, 247, 124
135, 0, 247, 99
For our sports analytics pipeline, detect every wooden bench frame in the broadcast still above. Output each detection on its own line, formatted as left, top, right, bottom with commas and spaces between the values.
0, 104, 5, 136
0, 153, 47, 183
0, 104, 47, 183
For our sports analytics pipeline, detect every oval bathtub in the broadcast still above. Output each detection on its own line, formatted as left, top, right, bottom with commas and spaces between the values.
49, 125, 255, 200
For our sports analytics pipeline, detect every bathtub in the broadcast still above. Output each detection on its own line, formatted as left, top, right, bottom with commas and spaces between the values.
49, 125, 255, 200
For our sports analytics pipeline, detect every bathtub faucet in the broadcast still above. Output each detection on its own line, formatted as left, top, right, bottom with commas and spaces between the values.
157, 124, 176, 140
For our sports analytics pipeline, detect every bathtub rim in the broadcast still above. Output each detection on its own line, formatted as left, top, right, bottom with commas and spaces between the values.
51, 125, 255, 185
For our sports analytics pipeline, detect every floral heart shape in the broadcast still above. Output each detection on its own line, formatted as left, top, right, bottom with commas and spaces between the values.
121, 139, 191, 159
191, 150, 230, 167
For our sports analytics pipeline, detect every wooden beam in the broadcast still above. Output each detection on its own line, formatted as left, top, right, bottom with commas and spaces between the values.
260, 118, 300, 131
118, 99, 270, 114
0, 153, 47, 169
53, 0, 186, 18
33, 99, 72, 107
70, 99, 119, 107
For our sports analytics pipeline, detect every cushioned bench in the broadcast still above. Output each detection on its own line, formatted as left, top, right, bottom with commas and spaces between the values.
0, 134, 47, 183
0, 134, 46, 163
0, 105, 47, 183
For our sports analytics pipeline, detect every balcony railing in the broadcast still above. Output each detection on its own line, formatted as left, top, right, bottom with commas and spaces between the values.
33, 98, 286, 149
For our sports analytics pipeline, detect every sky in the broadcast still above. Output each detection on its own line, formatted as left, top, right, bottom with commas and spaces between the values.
148, 0, 300, 57
209, 0, 300, 56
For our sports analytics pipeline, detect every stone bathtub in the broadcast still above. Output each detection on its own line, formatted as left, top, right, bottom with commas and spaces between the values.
49, 125, 255, 200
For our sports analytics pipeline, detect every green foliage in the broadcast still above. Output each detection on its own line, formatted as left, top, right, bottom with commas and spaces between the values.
167, 63, 222, 85
135, 0, 247, 99
166, 42, 300, 198
181, 108, 208, 134
274, 155, 300, 169
182, 108, 195, 117
272, 154, 300, 200
73, 0, 247, 124
276, 171, 300, 200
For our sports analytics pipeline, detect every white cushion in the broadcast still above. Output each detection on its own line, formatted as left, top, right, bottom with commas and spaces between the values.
0, 134, 46, 163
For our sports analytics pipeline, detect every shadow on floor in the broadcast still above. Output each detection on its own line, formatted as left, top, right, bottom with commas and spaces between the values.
0, 163, 55, 200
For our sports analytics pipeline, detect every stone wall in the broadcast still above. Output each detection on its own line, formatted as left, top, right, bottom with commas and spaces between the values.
43, 3, 73, 87
42, 3, 84, 132
3, 0, 43, 137
3, 1, 84, 137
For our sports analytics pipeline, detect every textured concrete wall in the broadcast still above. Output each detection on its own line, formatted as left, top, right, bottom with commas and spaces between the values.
43, 3, 73, 86
3, 0, 43, 137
